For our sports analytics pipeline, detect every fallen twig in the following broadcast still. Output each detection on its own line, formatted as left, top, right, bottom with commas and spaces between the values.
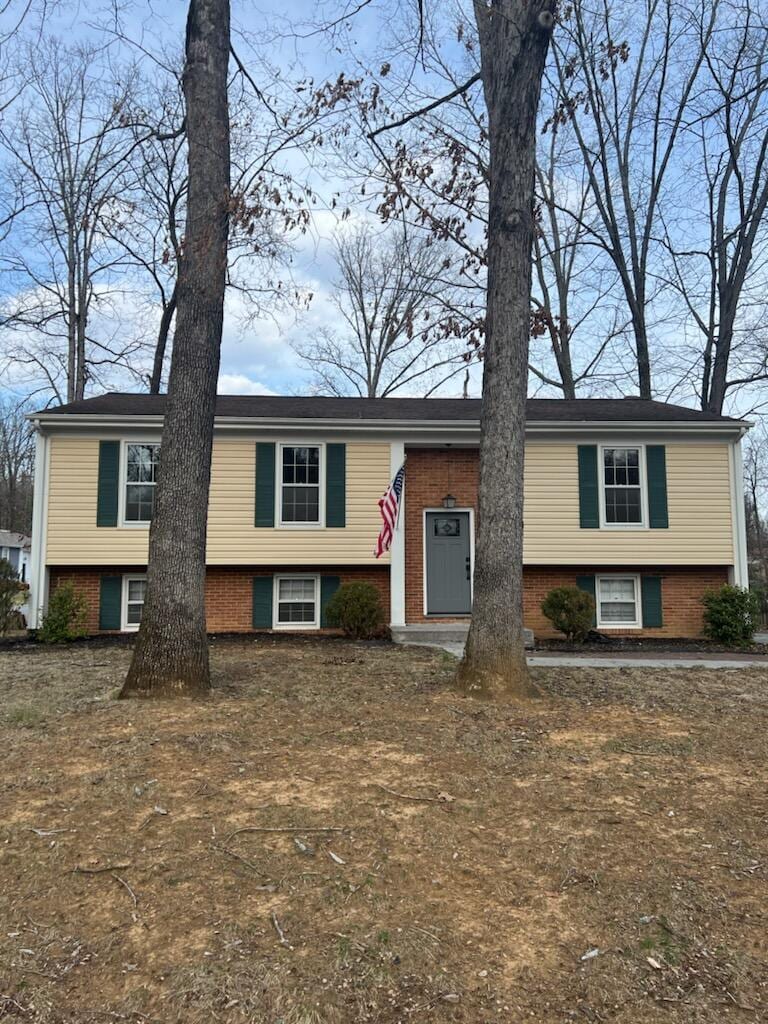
226, 825, 348, 842
725, 991, 755, 1012
74, 862, 131, 875
27, 827, 72, 837
373, 784, 444, 803
270, 911, 290, 947
1, 994, 31, 1014
211, 843, 272, 878
111, 873, 138, 908
138, 806, 168, 831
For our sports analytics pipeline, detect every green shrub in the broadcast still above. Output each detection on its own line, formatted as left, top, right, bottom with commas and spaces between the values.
324, 582, 385, 639
541, 586, 595, 643
702, 584, 758, 646
0, 558, 20, 636
38, 582, 89, 643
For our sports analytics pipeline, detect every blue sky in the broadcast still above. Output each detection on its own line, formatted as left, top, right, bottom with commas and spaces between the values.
0, 0, 483, 402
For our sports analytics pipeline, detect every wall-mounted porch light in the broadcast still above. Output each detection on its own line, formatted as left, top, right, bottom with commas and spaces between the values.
442, 493, 456, 509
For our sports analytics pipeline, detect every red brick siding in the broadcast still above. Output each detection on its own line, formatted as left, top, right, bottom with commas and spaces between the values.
48, 566, 390, 635
524, 565, 729, 639
403, 446, 729, 637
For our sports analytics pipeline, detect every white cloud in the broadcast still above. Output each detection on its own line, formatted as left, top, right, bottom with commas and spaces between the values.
217, 373, 279, 396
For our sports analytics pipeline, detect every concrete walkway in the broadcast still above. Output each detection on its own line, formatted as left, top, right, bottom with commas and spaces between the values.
409, 640, 768, 669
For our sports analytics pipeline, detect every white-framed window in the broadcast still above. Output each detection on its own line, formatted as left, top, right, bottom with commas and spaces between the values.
596, 575, 641, 628
123, 442, 161, 524
273, 574, 319, 628
122, 575, 147, 631
600, 446, 645, 527
278, 444, 323, 526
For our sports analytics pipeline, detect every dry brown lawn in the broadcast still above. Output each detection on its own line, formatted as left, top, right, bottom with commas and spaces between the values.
0, 636, 767, 1023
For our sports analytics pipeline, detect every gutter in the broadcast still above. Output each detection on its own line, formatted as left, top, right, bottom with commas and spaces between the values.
28, 412, 751, 439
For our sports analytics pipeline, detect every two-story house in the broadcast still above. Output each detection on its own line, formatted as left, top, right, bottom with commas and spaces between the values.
27, 394, 749, 640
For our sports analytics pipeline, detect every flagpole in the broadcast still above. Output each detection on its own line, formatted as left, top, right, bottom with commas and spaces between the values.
394, 456, 406, 532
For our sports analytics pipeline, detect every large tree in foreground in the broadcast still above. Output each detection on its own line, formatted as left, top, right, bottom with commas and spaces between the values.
457, 0, 555, 698
121, 0, 230, 697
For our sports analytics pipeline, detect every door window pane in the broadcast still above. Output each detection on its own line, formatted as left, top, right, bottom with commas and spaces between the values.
434, 517, 460, 537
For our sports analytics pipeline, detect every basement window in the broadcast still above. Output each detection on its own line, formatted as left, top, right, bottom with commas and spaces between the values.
274, 575, 319, 628
122, 576, 147, 631
596, 575, 640, 628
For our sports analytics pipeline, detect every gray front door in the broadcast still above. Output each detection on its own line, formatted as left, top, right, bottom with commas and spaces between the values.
425, 511, 472, 615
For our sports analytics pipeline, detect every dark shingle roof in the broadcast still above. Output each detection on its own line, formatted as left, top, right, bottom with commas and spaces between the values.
37, 392, 743, 424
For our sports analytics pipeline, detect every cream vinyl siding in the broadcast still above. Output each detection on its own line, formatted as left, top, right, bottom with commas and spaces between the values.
45, 437, 391, 565
523, 442, 734, 564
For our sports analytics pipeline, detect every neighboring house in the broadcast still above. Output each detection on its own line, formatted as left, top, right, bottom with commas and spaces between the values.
0, 529, 31, 583
27, 393, 749, 640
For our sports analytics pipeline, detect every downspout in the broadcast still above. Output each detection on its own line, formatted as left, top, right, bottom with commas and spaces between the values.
27, 424, 50, 630
730, 430, 749, 589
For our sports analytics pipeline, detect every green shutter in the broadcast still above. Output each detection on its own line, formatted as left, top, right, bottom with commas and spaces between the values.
255, 443, 276, 527
577, 446, 600, 528
576, 574, 597, 627
320, 575, 341, 627
325, 444, 346, 527
646, 446, 669, 529
641, 576, 663, 628
252, 576, 273, 628
573, 573, 598, 626
96, 441, 120, 527
99, 575, 122, 630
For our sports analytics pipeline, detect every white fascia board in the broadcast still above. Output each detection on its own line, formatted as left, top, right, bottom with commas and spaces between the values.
29, 413, 750, 442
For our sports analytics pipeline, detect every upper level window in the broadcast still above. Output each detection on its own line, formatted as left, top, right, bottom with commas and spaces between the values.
125, 443, 160, 523
602, 447, 643, 525
280, 445, 321, 525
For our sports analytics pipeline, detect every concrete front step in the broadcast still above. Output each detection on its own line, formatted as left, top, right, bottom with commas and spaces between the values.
392, 623, 534, 648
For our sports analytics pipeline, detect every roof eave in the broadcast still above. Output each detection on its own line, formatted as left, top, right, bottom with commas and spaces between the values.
29, 411, 750, 436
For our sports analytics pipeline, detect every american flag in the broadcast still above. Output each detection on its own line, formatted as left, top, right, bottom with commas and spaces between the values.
374, 462, 405, 558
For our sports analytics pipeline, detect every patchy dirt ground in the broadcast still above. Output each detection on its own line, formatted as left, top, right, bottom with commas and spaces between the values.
1, 637, 767, 1024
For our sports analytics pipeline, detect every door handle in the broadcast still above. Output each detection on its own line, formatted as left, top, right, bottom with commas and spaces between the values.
465, 556, 471, 580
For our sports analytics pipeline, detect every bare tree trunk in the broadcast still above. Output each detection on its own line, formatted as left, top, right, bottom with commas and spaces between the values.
66, 231, 77, 404
149, 284, 178, 394
122, 0, 230, 698
458, 0, 554, 699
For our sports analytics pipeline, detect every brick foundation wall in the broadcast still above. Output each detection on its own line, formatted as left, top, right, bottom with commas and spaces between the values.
48, 565, 390, 634
523, 565, 729, 638
403, 446, 730, 638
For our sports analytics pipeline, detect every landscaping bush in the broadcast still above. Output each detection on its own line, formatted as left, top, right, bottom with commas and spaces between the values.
702, 584, 758, 646
0, 558, 20, 636
38, 582, 89, 643
541, 585, 595, 643
324, 582, 385, 639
